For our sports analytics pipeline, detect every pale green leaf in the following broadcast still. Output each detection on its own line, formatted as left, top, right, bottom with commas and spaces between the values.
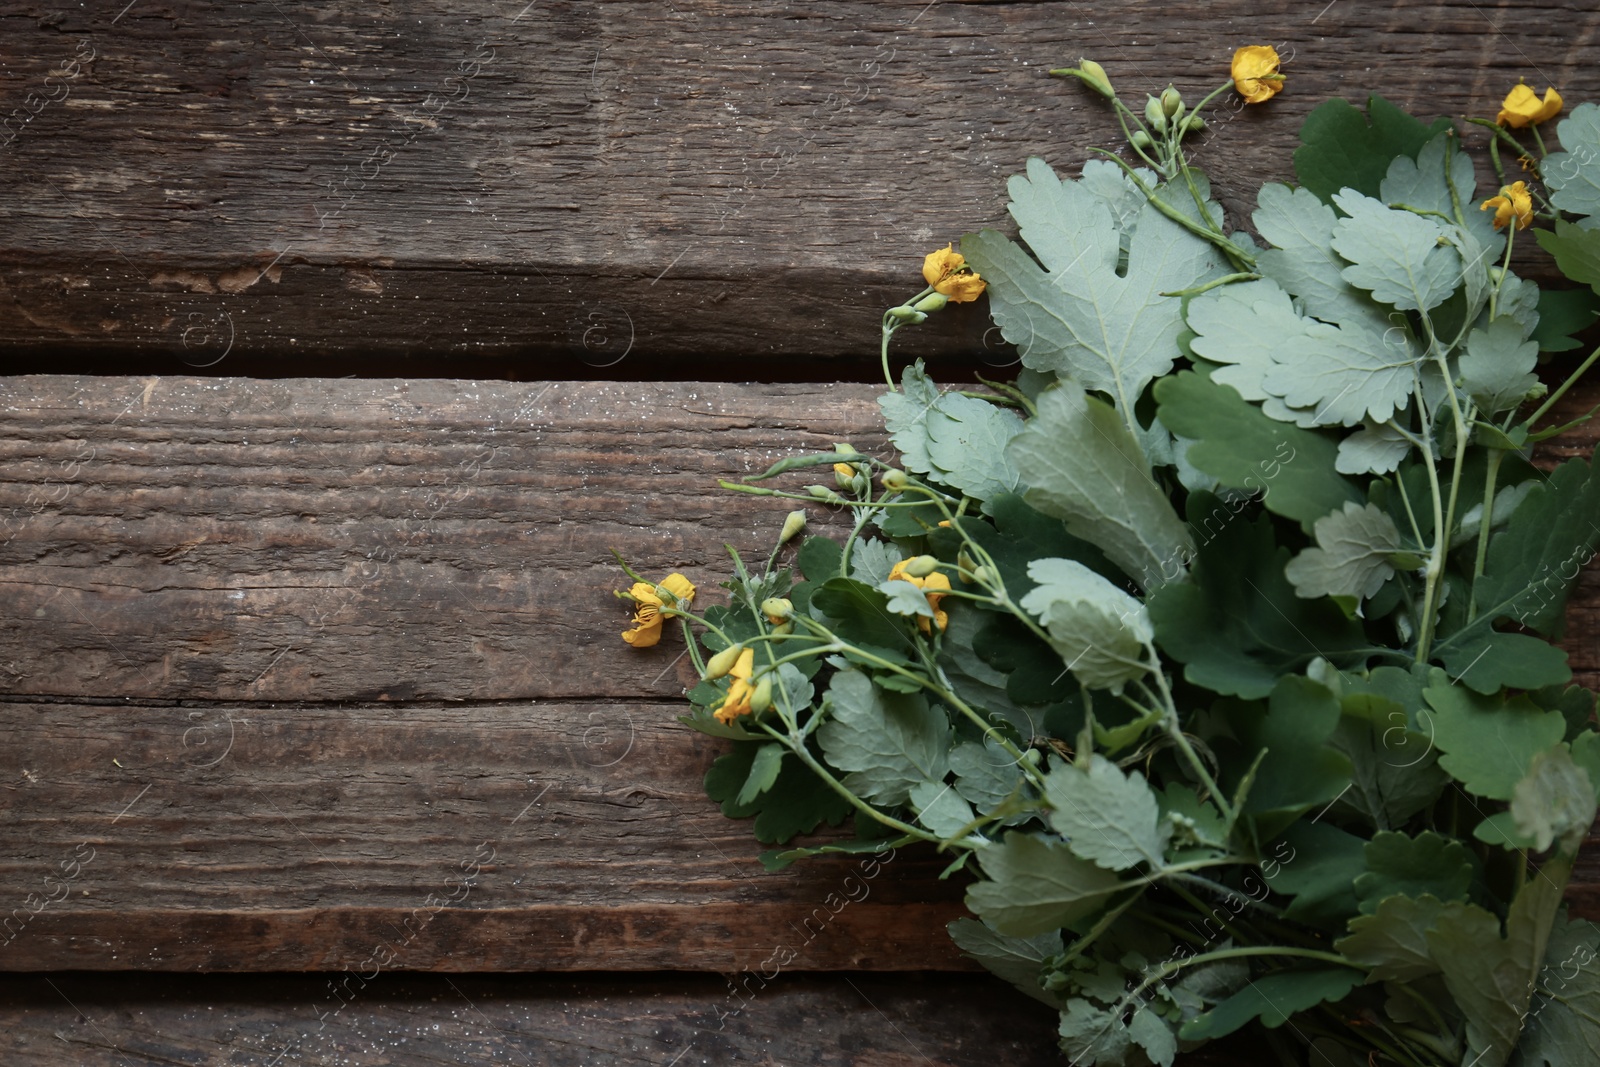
848, 537, 901, 587
963, 156, 1226, 412
1179, 968, 1362, 1040
1187, 277, 1420, 428
1057, 999, 1134, 1066
817, 670, 949, 806
1253, 182, 1381, 329
880, 362, 1024, 506
1380, 130, 1503, 255
1545, 103, 1600, 219
1330, 190, 1465, 311
1461, 316, 1541, 415
1284, 500, 1404, 601
1019, 557, 1152, 693
950, 738, 1027, 816
967, 831, 1124, 936
1336, 420, 1412, 475
1008, 381, 1193, 590
879, 578, 936, 619
1044, 754, 1169, 871
947, 917, 1064, 1009
1511, 745, 1598, 854
911, 780, 978, 839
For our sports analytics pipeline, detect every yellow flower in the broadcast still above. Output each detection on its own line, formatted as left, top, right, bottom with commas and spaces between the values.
1231, 45, 1284, 104
714, 648, 757, 724
1497, 83, 1562, 128
1481, 181, 1534, 231
621, 573, 696, 648
888, 558, 952, 635
921, 245, 987, 303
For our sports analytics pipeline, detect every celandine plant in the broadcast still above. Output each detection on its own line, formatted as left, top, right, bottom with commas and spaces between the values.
617, 47, 1600, 1066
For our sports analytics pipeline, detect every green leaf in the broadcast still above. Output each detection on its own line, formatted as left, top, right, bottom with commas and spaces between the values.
1187, 277, 1420, 428
880, 578, 936, 620
1532, 287, 1600, 353
817, 670, 949, 807
1019, 557, 1152, 694
1293, 94, 1454, 205
1148, 504, 1366, 699
849, 537, 901, 587
1009, 381, 1193, 590
962, 156, 1226, 412
1284, 500, 1404, 601
910, 780, 978, 839
1427, 856, 1573, 1067
1440, 630, 1572, 695
1470, 456, 1600, 638
1057, 999, 1135, 1066
1330, 190, 1465, 312
1329, 692, 1448, 831
1044, 755, 1169, 871
1424, 680, 1568, 799
947, 917, 1063, 1009
1252, 182, 1384, 329
1178, 968, 1362, 1041
879, 362, 1025, 505
704, 741, 852, 844
1535, 220, 1600, 293
1511, 745, 1598, 854
1336, 893, 1449, 982
1154, 371, 1359, 526
1274, 822, 1367, 924
1461, 316, 1542, 416
966, 831, 1125, 936
796, 534, 843, 583
1229, 675, 1352, 832
810, 577, 916, 660
1353, 830, 1474, 913
1380, 130, 1503, 254
950, 738, 1027, 816
1336, 420, 1412, 476
736, 743, 787, 806
1511, 911, 1600, 1067
1545, 102, 1600, 219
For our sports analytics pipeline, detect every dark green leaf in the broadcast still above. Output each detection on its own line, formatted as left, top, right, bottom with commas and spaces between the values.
1154, 371, 1358, 526
1293, 95, 1453, 205
1149, 502, 1366, 698
1274, 821, 1367, 924
1178, 968, 1362, 1041
704, 741, 852, 844
810, 576, 918, 658
1424, 679, 1569, 800
1532, 287, 1600, 353
1440, 630, 1572, 694
1353, 830, 1475, 913
796, 535, 843, 583
1537, 221, 1600, 293
966, 832, 1125, 937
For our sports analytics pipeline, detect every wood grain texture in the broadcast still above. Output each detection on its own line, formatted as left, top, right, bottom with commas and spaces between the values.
4, 0, 1600, 375
0, 972, 1074, 1067
0, 700, 968, 972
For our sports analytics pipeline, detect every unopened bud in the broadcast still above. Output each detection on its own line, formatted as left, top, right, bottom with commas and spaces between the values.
881, 469, 909, 491
1182, 114, 1206, 134
1051, 59, 1114, 101
833, 442, 856, 455
957, 549, 978, 583
760, 597, 794, 623
750, 675, 775, 713
1144, 95, 1167, 134
807, 485, 845, 504
1161, 86, 1183, 119
887, 305, 926, 323
834, 462, 859, 488
704, 644, 744, 680
778, 510, 807, 545
1130, 130, 1153, 151
971, 565, 997, 586
912, 292, 948, 313
904, 555, 940, 578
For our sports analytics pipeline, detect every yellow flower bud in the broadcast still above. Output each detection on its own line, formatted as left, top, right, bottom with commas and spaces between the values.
779, 510, 807, 545
750, 674, 775, 714
881, 469, 909, 491
760, 597, 794, 623
903, 555, 940, 578
704, 644, 745, 680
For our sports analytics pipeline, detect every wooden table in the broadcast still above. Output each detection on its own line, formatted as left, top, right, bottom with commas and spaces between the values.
2, 2, 1598, 1063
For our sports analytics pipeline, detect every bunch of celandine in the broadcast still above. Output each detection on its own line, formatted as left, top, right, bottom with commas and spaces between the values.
617, 50, 1600, 1067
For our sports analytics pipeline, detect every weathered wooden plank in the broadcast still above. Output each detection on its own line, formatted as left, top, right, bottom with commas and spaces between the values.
3, 375, 1596, 706
3, 0, 1599, 370
0, 700, 968, 971
0, 972, 1081, 1067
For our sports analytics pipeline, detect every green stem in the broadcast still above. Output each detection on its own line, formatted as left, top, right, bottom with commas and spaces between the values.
1087, 148, 1257, 268
763, 724, 944, 844
1467, 448, 1505, 623
1411, 374, 1448, 664
1526, 341, 1600, 429
1146, 647, 1238, 826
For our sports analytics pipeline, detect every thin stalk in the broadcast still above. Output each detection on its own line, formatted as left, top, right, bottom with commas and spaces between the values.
1145, 648, 1237, 825
1410, 374, 1449, 664
1467, 448, 1505, 622
763, 725, 943, 844
1526, 341, 1600, 429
